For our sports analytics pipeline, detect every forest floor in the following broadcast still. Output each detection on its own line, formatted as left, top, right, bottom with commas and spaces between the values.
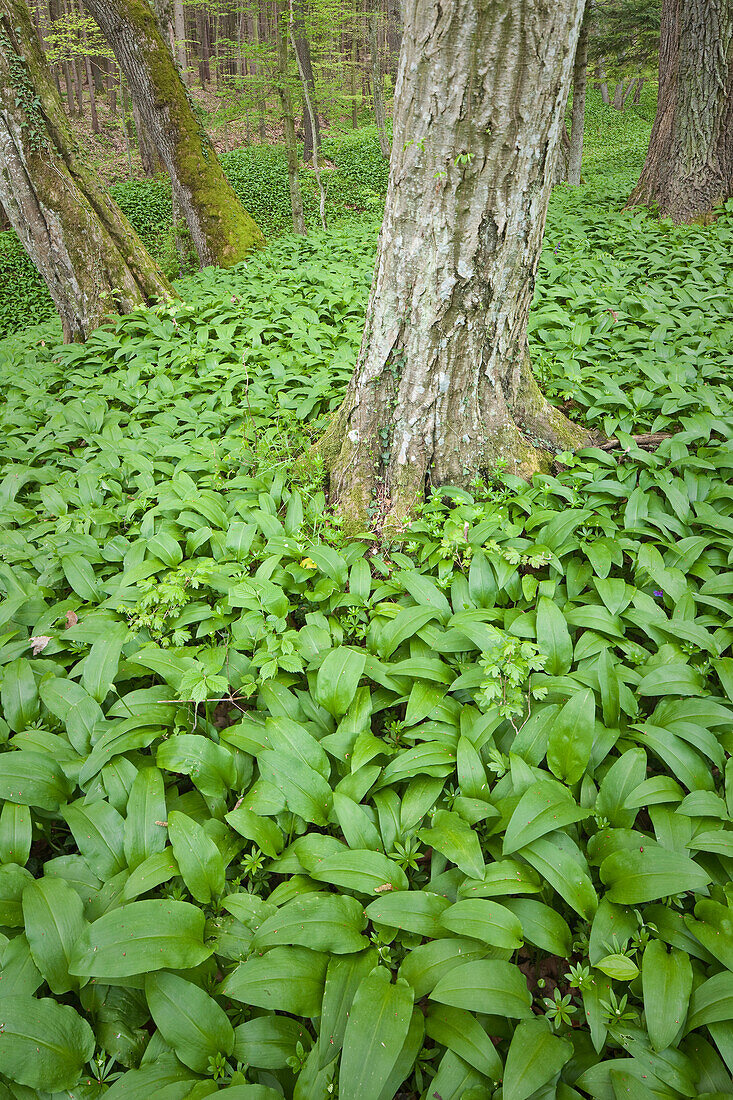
1, 94, 733, 1098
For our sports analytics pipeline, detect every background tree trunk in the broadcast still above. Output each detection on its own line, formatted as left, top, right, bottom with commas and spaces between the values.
275, 0, 306, 234
567, 12, 589, 184
85, 0, 266, 266
291, 0, 320, 161
321, 0, 590, 531
369, 5, 390, 156
0, 0, 172, 341
627, 0, 732, 222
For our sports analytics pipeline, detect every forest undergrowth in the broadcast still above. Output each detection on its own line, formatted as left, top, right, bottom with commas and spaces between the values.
1, 93, 733, 1099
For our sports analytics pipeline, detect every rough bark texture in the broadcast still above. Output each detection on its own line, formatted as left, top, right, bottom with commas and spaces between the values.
0, 0, 172, 342
321, 0, 590, 532
568, 13, 589, 184
86, 0, 266, 266
627, 0, 733, 222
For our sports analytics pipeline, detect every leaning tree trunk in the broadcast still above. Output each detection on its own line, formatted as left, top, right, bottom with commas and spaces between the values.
627, 0, 733, 222
567, 12, 589, 184
85, 0, 265, 266
320, 0, 590, 532
0, 0, 172, 342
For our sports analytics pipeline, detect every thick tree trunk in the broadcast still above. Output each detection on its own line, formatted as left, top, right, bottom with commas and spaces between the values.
291, 0, 320, 161
369, 7, 390, 157
320, 0, 590, 532
627, 0, 732, 222
567, 13, 589, 184
85, 0, 265, 266
275, 0, 306, 234
0, 0, 172, 341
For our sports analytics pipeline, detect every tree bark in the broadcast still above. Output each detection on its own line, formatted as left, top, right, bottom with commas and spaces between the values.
85, 0, 266, 266
627, 0, 733, 222
633, 76, 645, 103
595, 60, 609, 103
275, 0, 306, 234
320, 0, 590, 532
291, 0, 320, 161
0, 0, 172, 341
369, 5, 390, 157
567, 12, 589, 184
172, 0, 188, 82
85, 53, 99, 132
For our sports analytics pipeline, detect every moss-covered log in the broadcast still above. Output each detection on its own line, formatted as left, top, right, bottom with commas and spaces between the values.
321, 0, 591, 535
85, 0, 266, 267
0, 0, 172, 342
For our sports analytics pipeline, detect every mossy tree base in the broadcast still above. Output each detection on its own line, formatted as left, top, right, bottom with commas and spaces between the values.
317, 0, 589, 535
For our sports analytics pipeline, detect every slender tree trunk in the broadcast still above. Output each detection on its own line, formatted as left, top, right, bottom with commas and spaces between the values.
622, 77, 638, 107
595, 60, 609, 104
567, 12, 589, 184
350, 35, 358, 127
319, 0, 590, 532
275, 0, 306, 234
108, 60, 117, 114
612, 79, 625, 109
633, 76, 645, 104
62, 58, 76, 112
85, 54, 99, 132
197, 5, 211, 85
0, 0, 172, 341
121, 81, 134, 175
554, 123, 570, 183
85, 0, 266, 266
291, 0, 320, 161
172, 0, 188, 82
369, 5, 390, 156
627, 0, 733, 222
385, 0, 402, 80
290, 0, 326, 226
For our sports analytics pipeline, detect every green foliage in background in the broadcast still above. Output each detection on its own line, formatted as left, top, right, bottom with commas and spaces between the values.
2, 89, 733, 1099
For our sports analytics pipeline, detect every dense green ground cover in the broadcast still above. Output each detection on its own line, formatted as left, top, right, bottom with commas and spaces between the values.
2, 92, 733, 1099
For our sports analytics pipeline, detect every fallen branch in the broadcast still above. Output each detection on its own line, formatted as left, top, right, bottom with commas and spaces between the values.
598, 432, 673, 452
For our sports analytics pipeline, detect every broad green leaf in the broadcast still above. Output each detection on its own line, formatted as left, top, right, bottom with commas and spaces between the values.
62, 799, 126, 879
318, 948, 379, 1068
157, 734, 235, 801
220, 946, 328, 1016
536, 596, 573, 675
251, 891, 368, 953
0, 995, 94, 1091
366, 891, 451, 938
546, 688, 596, 785
600, 847, 711, 903
398, 937, 490, 999
686, 899, 733, 971
81, 623, 128, 702
642, 940, 692, 1051
0, 801, 31, 865
168, 810, 225, 904
595, 953, 639, 980
687, 971, 733, 1032
503, 897, 572, 956
146, 972, 234, 1074
258, 749, 333, 827
225, 805, 283, 857
123, 847, 179, 901
430, 959, 532, 1017
439, 898, 523, 950
234, 1015, 311, 1069
0, 749, 70, 810
315, 647, 366, 717
418, 809, 484, 879
425, 1004, 502, 1081
520, 833, 597, 919
22, 877, 86, 995
1, 658, 39, 731
304, 847, 408, 895
123, 767, 167, 870
339, 967, 414, 1099
503, 780, 589, 853
502, 1018, 572, 1100
69, 899, 211, 979
637, 662, 705, 697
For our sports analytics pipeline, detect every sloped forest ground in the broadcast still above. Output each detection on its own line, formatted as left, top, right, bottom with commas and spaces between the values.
1, 93, 733, 1099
